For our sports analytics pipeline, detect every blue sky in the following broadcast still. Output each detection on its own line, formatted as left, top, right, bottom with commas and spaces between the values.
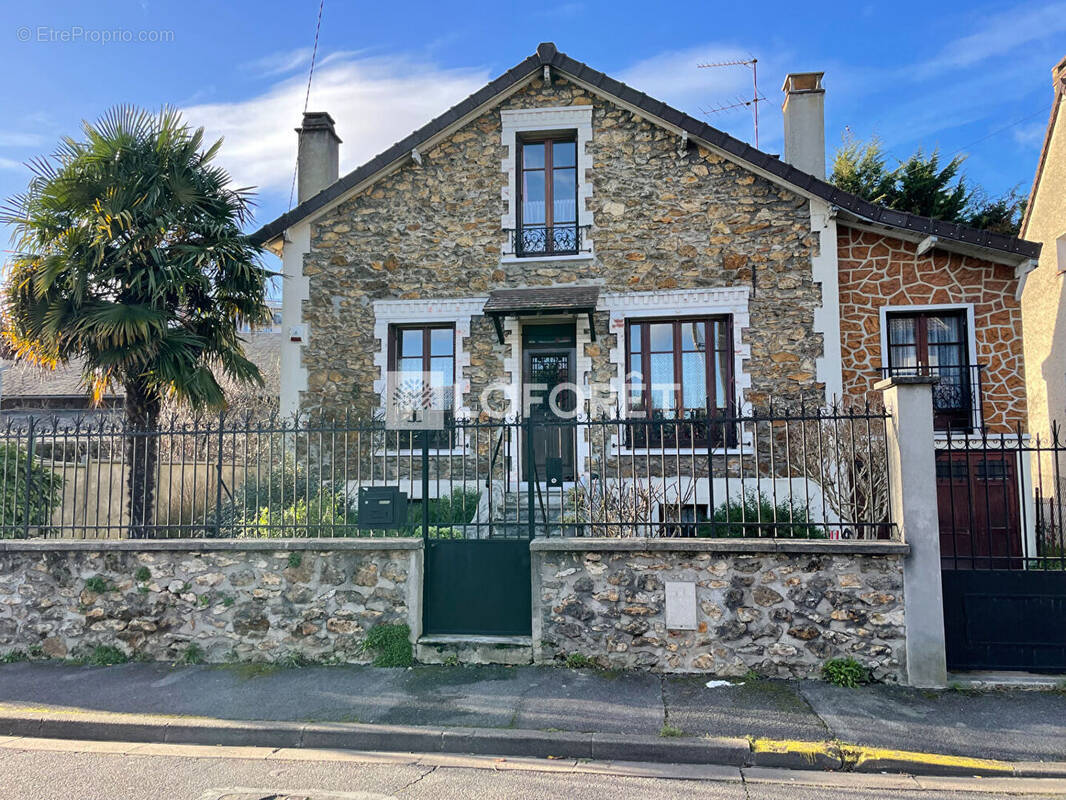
2, 0, 1064, 259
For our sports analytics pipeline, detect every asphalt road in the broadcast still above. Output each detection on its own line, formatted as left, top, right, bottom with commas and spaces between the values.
0, 739, 1064, 800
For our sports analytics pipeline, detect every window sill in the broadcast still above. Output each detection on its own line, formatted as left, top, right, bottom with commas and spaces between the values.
499, 252, 595, 265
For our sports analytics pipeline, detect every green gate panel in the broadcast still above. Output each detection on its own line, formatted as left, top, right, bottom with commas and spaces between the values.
423, 539, 532, 636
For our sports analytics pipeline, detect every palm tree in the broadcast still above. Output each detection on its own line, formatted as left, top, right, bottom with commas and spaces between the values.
2, 106, 272, 538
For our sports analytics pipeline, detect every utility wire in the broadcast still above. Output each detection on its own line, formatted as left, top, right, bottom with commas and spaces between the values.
288, 0, 326, 210
947, 107, 1047, 159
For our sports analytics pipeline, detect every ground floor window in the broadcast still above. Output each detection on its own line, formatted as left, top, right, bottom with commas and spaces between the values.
625, 316, 734, 446
388, 324, 456, 447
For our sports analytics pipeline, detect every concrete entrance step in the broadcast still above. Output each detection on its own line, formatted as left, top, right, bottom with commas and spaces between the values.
416, 634, 533, 666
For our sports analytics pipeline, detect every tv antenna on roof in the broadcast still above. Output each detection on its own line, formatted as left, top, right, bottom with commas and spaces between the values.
697, 58, 765, 149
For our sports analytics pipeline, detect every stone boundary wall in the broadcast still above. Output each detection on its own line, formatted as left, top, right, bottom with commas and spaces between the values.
531, 539, 909, 682
0, 539, 422, 664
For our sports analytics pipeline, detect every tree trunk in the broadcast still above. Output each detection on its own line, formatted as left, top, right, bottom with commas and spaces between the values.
125, 380, 162, 539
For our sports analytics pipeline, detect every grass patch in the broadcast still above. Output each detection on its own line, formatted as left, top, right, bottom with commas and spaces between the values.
659, 723, 684, 738
442, 654, 460, 667
87, 645, 129, 666
180, 644, 205, 665
287, 552, 303, 569
821, 657, 871, 688
0, 649, 28, 663
564, 652, 598, 670
276, 650, 320, 668
84, 576, 111, 594
361, 623, 413, 667
227, 662, 279, 679
134, 566, 151, 583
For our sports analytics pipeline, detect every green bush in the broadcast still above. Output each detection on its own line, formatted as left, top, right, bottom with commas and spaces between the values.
401, 488, 480, 537
217, 455, 357, 538
361, 623, 413, 667
699, 491, 822, 539
0, 443, 64, 538
134, 566, 151, 583
822, 657, 871, 688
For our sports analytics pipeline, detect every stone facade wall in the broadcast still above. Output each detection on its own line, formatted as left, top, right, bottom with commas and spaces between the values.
0, 541, 420, 664
299, 72, 823, 418
838, 226, 1027, 431
533, 541, 907, 682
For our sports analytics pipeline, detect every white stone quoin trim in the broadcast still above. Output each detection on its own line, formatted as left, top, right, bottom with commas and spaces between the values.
371, 297, 486, 419
500, 105, 594, 259
279, 222, 311, 418
809, 197, 844, 403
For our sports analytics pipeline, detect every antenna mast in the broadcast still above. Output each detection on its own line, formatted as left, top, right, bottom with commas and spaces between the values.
697, 58, 765, 149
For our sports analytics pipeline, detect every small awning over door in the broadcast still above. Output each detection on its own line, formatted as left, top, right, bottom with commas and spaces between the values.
483, 285, 600, 344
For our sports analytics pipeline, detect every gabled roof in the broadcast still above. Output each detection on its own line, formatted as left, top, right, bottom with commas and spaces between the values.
1021, 54, 1066, 237
252, 42, 1040, 263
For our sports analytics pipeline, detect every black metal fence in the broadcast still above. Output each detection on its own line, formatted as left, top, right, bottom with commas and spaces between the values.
0, 404, 894, 541
937, 424, 1066, 570
880, 364, 985, 432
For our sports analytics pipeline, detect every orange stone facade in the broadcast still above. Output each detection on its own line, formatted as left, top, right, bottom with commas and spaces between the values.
837, 226, 1027, 433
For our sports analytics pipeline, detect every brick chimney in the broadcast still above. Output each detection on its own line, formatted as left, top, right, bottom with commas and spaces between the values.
781, 72, 826, 179
296, 111, 341, 204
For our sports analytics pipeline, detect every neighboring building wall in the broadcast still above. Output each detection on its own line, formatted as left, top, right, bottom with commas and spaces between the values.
532, 540, 907, 682
1022, 75, 1066, 449
296, 72, 825, 418
0, 540, 422, 663
838, 225, 1027, 431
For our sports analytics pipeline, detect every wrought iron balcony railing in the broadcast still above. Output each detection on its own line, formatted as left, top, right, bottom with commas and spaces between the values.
879, 363, 985, 432
506, 224, 591, 258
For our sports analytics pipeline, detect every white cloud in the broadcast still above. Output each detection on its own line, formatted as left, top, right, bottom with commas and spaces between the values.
240, 48, 313, 78
916, 1, 1066, 77
0, 132, 43, 149
182, 53, 491, 199
0, 157, 26, 171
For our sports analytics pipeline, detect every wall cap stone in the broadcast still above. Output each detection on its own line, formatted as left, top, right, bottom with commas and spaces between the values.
0, 537, 424, 553
874, 376, 939, 390
530, 537, 909, 556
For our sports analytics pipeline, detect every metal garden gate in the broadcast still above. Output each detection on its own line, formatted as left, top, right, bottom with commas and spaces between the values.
938, 428, 1066, 672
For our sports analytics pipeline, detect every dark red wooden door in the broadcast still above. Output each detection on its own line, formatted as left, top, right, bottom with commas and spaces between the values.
937, 450, 1021, 569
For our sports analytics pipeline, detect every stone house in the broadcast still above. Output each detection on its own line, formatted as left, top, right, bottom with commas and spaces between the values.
1021, 55, 1066, 458
253, 42, 1037, 479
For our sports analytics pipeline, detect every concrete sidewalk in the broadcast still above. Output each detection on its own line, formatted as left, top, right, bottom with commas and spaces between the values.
0, 662, 1064, 769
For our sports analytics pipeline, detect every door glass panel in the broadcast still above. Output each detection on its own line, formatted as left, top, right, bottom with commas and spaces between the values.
888, 317, 916, 345
430, 328, 453, 356
522, 142, 544, 169
928, 315, 961, 343
398, 356, 422, 374
552, 169, 576, 223
552, 140, 576, 167
713, 349, 728, 408
680, 321, 706, 352
522, 171, 546, 225
629, 323, 643, 353
649, 323, 673, 352
399, 328, 422, 357
649, 353, 675, 411
681, 352, 707, 408
430, 356, 453, 383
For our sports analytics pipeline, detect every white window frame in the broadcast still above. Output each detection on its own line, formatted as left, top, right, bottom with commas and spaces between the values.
500, 105, 594, 263
878, 302, 981, 433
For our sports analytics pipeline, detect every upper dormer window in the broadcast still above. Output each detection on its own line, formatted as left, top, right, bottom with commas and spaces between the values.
517, 136, 579, 256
